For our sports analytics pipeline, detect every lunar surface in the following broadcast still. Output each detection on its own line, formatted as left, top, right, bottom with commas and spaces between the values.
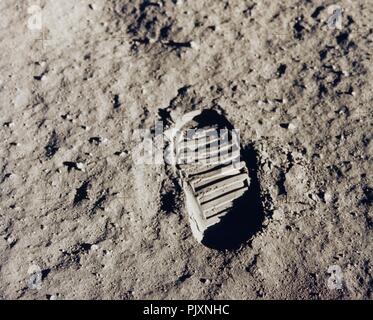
0, 0, 372, 299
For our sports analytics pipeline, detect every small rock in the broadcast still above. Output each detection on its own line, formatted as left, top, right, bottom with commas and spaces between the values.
3, 121, 14, 128
324, 192, 333, 203
76, 162, 85, 171
191, 41, 199, 50
288, 122, 297, 131
6, 235, 17, 246
27, 265, 43, 290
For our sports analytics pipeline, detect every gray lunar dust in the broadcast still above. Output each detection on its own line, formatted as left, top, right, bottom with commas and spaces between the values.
0, 0, 372, 299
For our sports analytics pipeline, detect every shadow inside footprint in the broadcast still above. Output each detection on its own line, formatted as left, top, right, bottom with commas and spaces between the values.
201, 145, 264, 250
